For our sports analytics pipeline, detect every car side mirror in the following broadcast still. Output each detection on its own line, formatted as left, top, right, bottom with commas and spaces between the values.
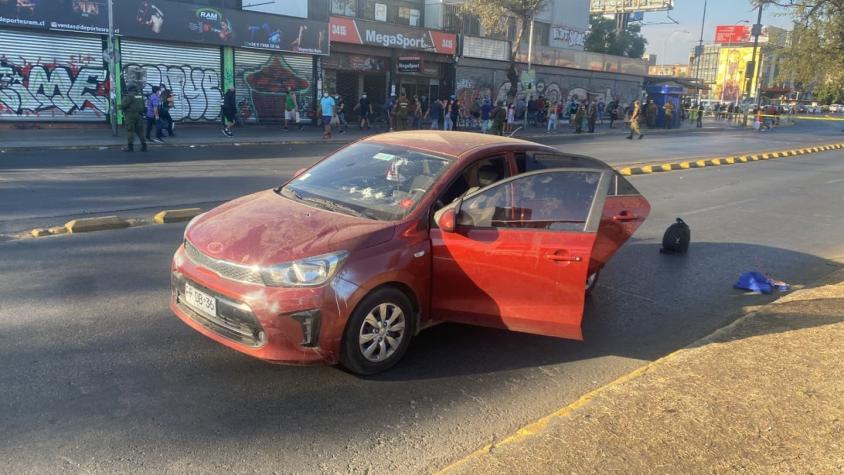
293, 167, 307, 178
438, 198, 462, 233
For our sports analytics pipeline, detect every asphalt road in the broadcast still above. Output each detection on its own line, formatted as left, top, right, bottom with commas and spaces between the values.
1, 119, 841, 235
1, 123, 844, 473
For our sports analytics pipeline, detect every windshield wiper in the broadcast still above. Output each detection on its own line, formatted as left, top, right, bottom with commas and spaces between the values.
300, 195, 371, 219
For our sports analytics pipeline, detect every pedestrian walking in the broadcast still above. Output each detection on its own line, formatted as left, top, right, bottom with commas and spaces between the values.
696, 103, 704, 128
354, 92, 372, 130
145, 85, 165, 143
221, 86, 236, 137
385, 94, 396, 131
646, 99, 657, 128
627, 99, 644, 140
394, 94, 409, 131
443, 99, 453, 131
120, 85, 147, 152
336, 94, 348, 134
573, 103, 585, 134
608, 99, 619, 129
597, 100, 605, 125
159, 85, 175, 137
587, 101, 598, 133
426, 97, 443, 130
492, 100, 507, 136
450, 99, 461, 132
480, 98, 492, 134
663, 101, 674, 129
319, 91, 336, 139
546, 100, 558, 133
506, 102, 515, 134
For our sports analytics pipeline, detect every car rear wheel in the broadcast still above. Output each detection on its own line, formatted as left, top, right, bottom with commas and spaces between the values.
340, 288, 414, 375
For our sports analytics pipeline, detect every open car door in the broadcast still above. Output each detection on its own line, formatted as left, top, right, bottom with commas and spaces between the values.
430, 168, 611, 340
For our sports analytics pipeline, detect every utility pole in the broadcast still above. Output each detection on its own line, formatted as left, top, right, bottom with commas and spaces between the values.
523, 17, 534, 131
693, 0, 708, 103
107, 0, 117, 137
744, 2, 764, 126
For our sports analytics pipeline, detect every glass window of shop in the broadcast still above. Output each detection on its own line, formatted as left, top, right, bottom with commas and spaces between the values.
357, 0, 421, 26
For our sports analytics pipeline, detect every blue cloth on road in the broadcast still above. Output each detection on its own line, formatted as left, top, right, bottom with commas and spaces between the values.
734, 271, 774, 294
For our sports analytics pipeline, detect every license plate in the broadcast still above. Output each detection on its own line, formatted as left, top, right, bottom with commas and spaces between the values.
184, 282, 216, 318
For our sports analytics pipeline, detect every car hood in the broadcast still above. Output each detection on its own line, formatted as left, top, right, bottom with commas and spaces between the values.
185, 190, 396, 267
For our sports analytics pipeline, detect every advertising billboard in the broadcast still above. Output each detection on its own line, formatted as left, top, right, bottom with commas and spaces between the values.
115, 0, 328, 55
241, 0, 308, 19
0, 0, 109, 34
714, 47, 758, 102
329, 16, 456, 55
715, 25, 751, 44
589, 0, 673, 14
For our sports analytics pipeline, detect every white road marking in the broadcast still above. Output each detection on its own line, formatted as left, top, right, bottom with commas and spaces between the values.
681, 197, 757, 217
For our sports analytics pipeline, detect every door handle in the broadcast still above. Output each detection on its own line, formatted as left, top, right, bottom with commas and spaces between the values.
545, 253, 582, 262
612, 212, 638, 222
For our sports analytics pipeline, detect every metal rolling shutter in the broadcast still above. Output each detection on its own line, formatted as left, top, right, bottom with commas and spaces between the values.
0, 30, 108, 122
234, 49, 314, 124
120, 40, 222, 122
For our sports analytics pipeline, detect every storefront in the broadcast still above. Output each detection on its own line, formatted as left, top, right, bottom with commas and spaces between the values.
326, 17, 456, 119
234, 50, 316, 124
0, 4, 110, 122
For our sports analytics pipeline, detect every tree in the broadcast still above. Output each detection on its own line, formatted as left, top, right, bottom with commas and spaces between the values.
583, 16, 648, 59
461, 0, 549, 99
762, 0, 844, 103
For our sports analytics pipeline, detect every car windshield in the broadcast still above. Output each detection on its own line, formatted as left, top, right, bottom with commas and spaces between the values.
281, 142, 452, 221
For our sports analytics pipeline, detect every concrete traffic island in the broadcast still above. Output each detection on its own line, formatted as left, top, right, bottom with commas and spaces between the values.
442, 272, 844, 474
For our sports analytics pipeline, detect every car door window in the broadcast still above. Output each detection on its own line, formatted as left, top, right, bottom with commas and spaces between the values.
457, 170, 604, 232
515, 152, 640, 197
432, 156, 509, 223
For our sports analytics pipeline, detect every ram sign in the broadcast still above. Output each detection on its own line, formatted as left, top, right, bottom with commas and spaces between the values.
590, 0, 674, 14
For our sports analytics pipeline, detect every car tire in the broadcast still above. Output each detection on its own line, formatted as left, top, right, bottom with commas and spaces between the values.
340, 287, 415, 375
585, 271, 600, 295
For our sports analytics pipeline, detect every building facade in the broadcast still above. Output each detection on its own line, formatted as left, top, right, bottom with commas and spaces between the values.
0, 0, 647, 124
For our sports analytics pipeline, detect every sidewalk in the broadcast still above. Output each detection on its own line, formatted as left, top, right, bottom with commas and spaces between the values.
0, 119, 726, 151
444, 270, 844, 474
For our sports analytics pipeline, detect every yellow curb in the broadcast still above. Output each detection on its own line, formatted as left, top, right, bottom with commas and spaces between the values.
695, 159, 708, 167
750, 154, 760, 161
724, 157, 735, 164
153, 208, 203, 224
678, 161, 691, 169
49, 226, 68, 235
770, 152, 780, 158
761, 153, 771, 160
709, 158, 722, 166
737, 156, 749, 163
65, 216, 130, 234
659, 163, 673, 172
619, 168, 632, 176
639, 165, 653, 174
31, 228, 50, 238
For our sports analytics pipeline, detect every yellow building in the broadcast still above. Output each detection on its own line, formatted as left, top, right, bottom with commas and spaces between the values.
713, 47, 759, 102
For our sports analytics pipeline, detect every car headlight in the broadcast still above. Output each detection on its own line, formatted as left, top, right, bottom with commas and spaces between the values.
183, 212, 206, 240
261, 251, 349, 287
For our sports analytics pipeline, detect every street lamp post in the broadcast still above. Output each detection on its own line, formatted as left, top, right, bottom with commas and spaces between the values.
744, 2, 765, 126
107, 0, 117, 137
693, 0, 708, 103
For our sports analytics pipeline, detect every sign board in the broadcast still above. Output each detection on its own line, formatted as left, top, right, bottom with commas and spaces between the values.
715, 25, 752, 44
115, 0, 328, 55
589, 0, 673, 14
375, 3, 387, 22
242, 0, 308, 19
397, 57, 422, 73
0, 1, 109, 35
329, 17, 456, 55
462, 35, 510, 61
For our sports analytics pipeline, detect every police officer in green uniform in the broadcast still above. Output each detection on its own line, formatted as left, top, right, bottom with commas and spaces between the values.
121, 86, 147, 152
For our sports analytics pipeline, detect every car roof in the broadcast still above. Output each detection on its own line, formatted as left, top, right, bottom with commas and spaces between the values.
362, 131, 550, 159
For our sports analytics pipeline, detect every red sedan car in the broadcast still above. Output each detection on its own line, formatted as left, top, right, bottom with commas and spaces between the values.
170, 131, 650, 374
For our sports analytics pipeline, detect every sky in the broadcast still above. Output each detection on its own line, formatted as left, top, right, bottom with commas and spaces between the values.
639, 0, 795, 65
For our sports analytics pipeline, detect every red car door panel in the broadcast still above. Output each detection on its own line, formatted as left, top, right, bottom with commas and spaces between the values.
592, 194, 650, 271
431, 169, 610, 340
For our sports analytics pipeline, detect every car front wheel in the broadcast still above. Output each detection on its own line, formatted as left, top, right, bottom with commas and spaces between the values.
340, 288, 414, 375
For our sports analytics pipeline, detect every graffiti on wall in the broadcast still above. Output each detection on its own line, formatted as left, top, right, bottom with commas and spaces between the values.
0, 55, 109, 119
124, 63, 222, 121
241, 56, 312, 122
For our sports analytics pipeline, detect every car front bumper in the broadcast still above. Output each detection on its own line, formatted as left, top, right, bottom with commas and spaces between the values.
169, 244, 361, 365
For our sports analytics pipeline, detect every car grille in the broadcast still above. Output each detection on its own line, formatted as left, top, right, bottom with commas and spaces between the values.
172, 272, 266, 348
184, 240, 264, 285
